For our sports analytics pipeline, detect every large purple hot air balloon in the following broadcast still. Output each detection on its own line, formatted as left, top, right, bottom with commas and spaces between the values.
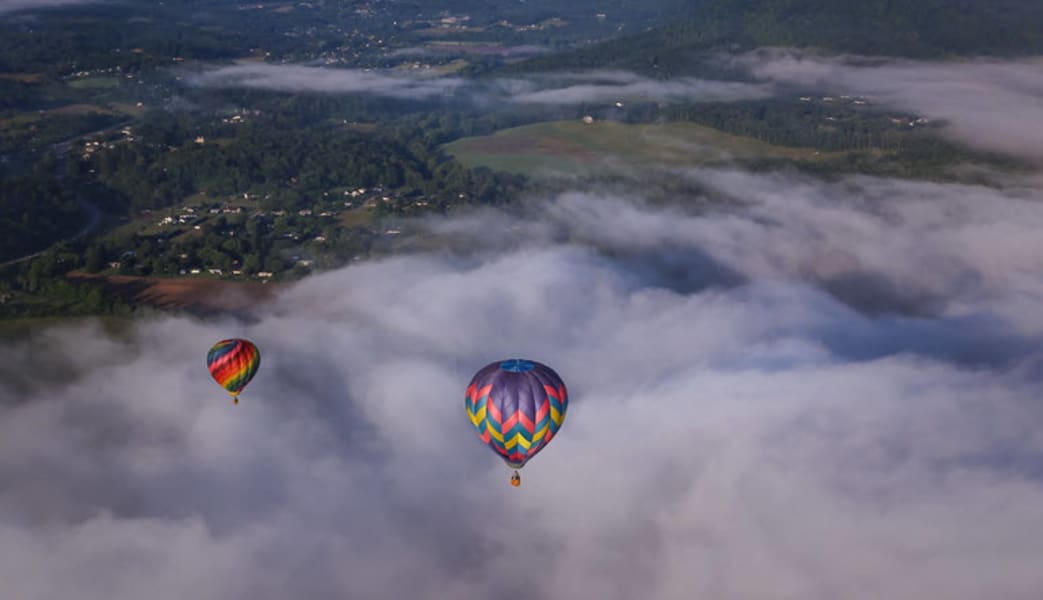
465, 358, 568, 487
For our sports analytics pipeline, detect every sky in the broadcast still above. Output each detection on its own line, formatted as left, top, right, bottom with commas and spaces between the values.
3, 168, 1043, 599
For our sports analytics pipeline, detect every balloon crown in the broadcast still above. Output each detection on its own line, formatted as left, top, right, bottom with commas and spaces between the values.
499, 359, 536, 372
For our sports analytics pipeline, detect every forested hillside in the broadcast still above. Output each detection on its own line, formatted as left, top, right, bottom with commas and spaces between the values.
510, 0, 1043, 75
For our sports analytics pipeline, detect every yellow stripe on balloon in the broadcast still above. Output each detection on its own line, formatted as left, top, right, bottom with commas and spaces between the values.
504, 432, 531, 451
487, 427, 505, 444
468, 405, 486, 427
532, 423, 549, 442
550, 406, 564, 426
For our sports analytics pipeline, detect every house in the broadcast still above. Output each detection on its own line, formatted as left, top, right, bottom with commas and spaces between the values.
582, 115, 595, 124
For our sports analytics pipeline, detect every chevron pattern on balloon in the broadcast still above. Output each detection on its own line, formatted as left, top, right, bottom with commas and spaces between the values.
465, 361, 568, 470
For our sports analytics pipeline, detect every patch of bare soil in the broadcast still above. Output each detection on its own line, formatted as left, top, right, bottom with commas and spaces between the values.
68, 272, 284, 313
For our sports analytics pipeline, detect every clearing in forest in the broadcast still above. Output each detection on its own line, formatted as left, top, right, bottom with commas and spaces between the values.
444, 120, 833, 176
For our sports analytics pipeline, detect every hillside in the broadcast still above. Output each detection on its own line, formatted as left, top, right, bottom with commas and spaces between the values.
508, 0, 1043, 75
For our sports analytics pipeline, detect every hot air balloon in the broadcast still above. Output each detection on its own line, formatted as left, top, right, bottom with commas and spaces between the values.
206, 338, 260, 405
465, 358, 568, 487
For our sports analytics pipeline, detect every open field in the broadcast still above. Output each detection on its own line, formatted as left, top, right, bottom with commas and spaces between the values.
0, 104, 123, 147
0, 73, 45, 83
67, 272, 285, 312
47, 103, 119, 116
339, 206, 377, 228
110, 102, 147, 117
0, 103, 117, 127
444, 120, 836, 176
68, 77, 121, 90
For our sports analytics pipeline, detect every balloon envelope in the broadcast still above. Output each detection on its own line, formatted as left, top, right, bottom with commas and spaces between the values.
207, 338, 260, 396
465, 358, 568, 469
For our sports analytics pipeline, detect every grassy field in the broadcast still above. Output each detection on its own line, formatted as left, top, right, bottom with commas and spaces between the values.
444, 120, 836, 176
0, 104, 124, 154
111, 102, 147, 117
0, 103, 115, 127
339, 206, 377, 228
65, 273, 283, 312
68, 77, 121, 90
0, 72, 45, 83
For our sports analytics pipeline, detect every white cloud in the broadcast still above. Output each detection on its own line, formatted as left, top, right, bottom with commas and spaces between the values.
491, 70, 771, 105
189, 62, 769, 107
2, 169, 1043, 599
188, 62, 466, 99
737, 49, 1043, 161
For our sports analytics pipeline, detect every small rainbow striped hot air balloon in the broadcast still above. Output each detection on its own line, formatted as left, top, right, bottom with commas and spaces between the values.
206, 338, 260, 405
465, 358, 568, 487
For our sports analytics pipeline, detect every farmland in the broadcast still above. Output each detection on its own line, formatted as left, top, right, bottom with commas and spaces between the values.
443, 120, 831, 176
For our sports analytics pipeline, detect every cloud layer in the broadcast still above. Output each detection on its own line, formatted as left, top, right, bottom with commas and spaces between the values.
188, 52, 1043, 162
187, 63, 467, 100
493, 70, 771, 105
188, 63, 770, 106
3, 168, 1043, 599
738, 49, 1043, 161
